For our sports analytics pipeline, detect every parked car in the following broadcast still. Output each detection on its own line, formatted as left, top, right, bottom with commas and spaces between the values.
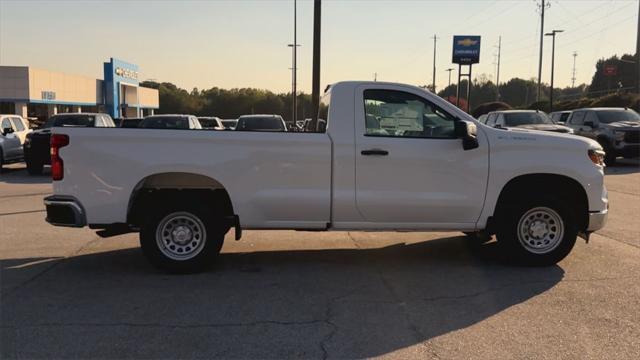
550, 111, 572, 125
0, 115, 31, 172
235, 114, 287, 132
24, 113, 115, 175
565, 107, 640, 165
117, 117, 144, 128
139, 115, 202, 130
197, 117, 225, 130
221, 119, 237, 130
485, 110, 573, 134
44, 81, 607, 273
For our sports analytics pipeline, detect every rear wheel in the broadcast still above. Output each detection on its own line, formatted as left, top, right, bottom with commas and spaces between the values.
140, 201, 224, 273
496, 196, 577, 266
599, 140, 617, 166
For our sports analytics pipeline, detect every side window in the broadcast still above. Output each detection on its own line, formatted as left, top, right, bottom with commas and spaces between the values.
486, 113, 497, 126
1, 118, 12, 131
363, 89, 456, 138
569, 111, 585, 125
496, 114, 505, 126
10, 117, 25, 131
585, 111, 598, 125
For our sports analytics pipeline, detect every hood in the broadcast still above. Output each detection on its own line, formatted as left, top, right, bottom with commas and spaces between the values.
490, 125, 601, 150
513, 124, 573, 133
601, 121, 640, 131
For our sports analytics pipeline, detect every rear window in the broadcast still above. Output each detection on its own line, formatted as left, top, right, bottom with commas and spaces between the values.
43, 115, 96, 128
140, 116, 189, 129
236, 117, 285, 131
596, 110, 640, 124
504, 112, 552, 126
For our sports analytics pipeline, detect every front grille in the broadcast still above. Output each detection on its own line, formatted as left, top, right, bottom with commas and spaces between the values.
625, 131, 640, 144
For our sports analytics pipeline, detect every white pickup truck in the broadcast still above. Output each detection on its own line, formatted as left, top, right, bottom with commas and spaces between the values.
44, 81, 608, 272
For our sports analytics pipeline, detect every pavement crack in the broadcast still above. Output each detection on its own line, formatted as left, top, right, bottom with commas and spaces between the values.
0, 209, 45, 217
346, 231, 361, 249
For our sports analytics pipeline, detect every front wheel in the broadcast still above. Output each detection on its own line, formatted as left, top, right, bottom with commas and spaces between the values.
140, 202, 224, 273
496, 197, 577, 266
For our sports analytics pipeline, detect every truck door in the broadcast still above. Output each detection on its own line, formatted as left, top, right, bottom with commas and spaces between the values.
354, 85, 489, 225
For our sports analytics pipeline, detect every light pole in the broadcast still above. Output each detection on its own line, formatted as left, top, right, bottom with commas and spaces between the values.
288, 0, 299, 128
445, 68, 455, 88
545, 29, 563, 112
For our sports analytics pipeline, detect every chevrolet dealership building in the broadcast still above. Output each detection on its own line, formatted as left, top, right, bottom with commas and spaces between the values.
0, 58, 159, 121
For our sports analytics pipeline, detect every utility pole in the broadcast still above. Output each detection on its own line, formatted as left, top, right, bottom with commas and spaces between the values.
571, 51, 577, 88
374, 73, 377, 81
537, 0, 549, 102
310, 0, 321, 131
546, 29, 563, 112
636, 0, 640, 94
495, 36, 501, 100
445, 68, 455, 88
290, 0, 299, 126
432, 34, 438, 92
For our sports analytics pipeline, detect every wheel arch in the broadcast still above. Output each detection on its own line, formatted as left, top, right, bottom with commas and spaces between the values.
492, 173, 589, 232
127, 172, 234, 227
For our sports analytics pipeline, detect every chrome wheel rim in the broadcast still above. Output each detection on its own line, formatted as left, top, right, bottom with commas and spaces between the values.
517, 207, 564, 254
156, 212, 207, 260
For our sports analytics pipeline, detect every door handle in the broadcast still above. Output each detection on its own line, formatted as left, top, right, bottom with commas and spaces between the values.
361, 149, 389, 156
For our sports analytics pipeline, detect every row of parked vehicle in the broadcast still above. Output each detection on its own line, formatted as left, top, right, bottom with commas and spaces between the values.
0, 112, 293, 174
476, 108, 640, 165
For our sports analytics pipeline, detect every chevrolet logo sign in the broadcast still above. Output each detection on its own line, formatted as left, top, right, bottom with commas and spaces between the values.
457, 38, 478, 47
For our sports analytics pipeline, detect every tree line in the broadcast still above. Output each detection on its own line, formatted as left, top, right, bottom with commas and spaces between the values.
142, 52, 637, 119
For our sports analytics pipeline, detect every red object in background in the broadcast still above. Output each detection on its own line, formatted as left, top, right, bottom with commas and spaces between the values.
604, 65, 617, 76
444, 96, 469, 112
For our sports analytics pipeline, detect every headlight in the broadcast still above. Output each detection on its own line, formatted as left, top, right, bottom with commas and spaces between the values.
614, 131, 625, 142
588, 148, 605, 166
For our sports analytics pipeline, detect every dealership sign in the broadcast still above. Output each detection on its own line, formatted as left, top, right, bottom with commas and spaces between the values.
115, 67, 138, 80
452, 35, 481, 64
41, 91, 56, 100
604, 65, 617, 76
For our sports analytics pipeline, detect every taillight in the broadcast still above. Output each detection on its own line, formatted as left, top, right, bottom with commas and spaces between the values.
51, 134, 69, 181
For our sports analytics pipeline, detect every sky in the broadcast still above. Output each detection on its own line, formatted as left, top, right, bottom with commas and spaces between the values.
0, 0, 637, 93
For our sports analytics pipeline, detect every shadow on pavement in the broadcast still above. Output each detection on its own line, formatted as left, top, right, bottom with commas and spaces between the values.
605, 158, 640, 175
1, 236, 564, 358
0, 164, 51, 185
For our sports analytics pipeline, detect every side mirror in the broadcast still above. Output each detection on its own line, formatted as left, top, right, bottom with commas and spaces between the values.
2, 126, 14, 136
455, 120, 479, 151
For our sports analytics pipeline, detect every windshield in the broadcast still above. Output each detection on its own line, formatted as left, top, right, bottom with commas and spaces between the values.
198, 118, 219, 128
597, 110, 640, 124
236, 117, 285, 131
140, 116, 189, 129
221, 120, 236, 129
504, 112, 552, 126
43, 115, 95, 128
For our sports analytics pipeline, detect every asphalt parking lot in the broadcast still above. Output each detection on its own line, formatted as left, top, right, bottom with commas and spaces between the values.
1, 161, 639, 359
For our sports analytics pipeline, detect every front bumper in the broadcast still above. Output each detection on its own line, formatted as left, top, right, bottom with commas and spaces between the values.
586, 209, 608, 232
44, 196, 86, 227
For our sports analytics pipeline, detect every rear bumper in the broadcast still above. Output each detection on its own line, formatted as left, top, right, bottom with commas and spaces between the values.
587, 209, 608, 232
44, 196, 86, 227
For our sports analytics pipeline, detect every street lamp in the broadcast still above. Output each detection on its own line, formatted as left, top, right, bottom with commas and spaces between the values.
445, 68, 455, 88
545, 29, 563, 112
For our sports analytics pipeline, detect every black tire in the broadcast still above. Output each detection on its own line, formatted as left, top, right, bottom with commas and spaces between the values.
26, 158, 44, 175
599, 140, 617, 166
0, 149, 4, 173
496, 195, 578, 266
463, 231, 492, 244
139, 200, 224, 273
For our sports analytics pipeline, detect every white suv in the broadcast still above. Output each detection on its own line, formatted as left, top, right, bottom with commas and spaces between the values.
0, 115, 31, 172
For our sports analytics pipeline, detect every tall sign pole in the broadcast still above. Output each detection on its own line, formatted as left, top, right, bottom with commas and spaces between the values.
537, 0, 547, 102
311, 0, 321, 130
432, 34, 438, 92
293, 0, 297, 125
